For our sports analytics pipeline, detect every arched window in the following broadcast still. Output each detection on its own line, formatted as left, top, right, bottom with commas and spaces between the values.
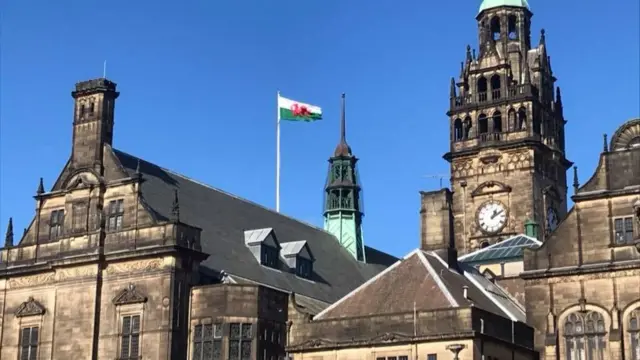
629, 309, 640, 360
477, 77, 488, 102
518, 108, 527, 130
478, 114, 488, 134
564, 311, 607, 360
491, 74, 501, 100
508, 15, 518, 40
490, 16, 501, 41
463, 116, 472, 139
508, 109, 516, 131
453, 118, 463, 141
493, 111, 503, 133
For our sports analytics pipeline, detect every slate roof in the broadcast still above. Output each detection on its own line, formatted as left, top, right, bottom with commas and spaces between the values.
112, 149, 397, 304
458, 235, 542, 265
314, 249, 525, 322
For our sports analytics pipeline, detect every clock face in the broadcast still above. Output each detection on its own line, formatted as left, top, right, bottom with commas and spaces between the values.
477, 200, 507, 234
547, 207, 559, 231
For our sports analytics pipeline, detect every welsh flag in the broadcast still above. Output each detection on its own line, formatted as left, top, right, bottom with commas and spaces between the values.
278, 95, 322, 122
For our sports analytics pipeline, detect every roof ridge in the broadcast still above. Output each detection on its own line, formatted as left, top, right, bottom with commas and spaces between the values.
112, 148, 341, 238
417, 251, 459, 307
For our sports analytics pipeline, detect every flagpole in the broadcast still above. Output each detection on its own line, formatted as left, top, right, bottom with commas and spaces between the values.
276, 90, 281, 213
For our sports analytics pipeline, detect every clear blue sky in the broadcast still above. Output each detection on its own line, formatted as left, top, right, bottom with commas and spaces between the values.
1, 0, 639, 257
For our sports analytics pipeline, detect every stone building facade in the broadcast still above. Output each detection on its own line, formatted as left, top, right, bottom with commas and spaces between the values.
0, 78, 397, 360
522, 119, 640, 360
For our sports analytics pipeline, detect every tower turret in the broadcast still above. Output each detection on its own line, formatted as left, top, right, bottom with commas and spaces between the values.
323, 94, 366, 262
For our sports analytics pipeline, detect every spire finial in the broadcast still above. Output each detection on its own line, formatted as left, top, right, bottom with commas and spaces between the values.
450, 78, 457, 98
466, 45, 472, 62
556, 87, 562, 104
573, 166, 580, 194
5, 217, 14, 248
472, 49, 476, 61
171, 189, 180, 222
603, 134, 609, 152
36, 177, 45, 195
135, 158, 141, 175
540, 28, 546, 46
340, 93, 346, 144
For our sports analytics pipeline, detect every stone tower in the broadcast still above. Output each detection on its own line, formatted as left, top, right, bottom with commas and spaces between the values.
323, 94, 366, 262
445, 0, 571, 254
71, 78, 119, 173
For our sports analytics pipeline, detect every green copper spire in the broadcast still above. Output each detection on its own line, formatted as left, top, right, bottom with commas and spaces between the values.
478, 0, 530, 14
323, 93, 366, 262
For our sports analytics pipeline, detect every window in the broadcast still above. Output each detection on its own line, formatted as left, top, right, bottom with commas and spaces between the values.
427, 354, 438, 360
193, 323, 222, 360
564, 311, 607, 360
229, 323, 252, 360
296, 258, 312, 278
72, 202, 88, 233
20, 326, 38, 360
614, 217, 634, 244
261, 246, 278, 268
49, 209, 64, 240
629, 309, 639, 360
120, 315, 141, 360
107, 199, 125, 231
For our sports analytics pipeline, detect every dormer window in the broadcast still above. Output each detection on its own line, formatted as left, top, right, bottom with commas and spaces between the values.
244, 228, 282, 270
280, 240, 315, 279
261, 246, 279, 268
296, 258, 312, 278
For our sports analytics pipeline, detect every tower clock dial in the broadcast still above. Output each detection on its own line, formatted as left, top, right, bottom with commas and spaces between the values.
477, 200, 508, 234
547, 207, 559, 232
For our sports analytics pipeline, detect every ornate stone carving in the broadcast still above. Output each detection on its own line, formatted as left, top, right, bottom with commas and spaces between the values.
369, 332, 409, 343
15, 297, 46, 318
112, 283, 147, 305
471, 180, 512, 197
55, 265, 98, 281
106, 258, 164, 275
452, 159, 474, 178
8, 273, 54, 289
297, 338, 331, 348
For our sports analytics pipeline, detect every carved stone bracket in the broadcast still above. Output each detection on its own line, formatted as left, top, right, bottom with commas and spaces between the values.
15, 297, 46, 318
471, 181, 512, 197
112, 283, 148, 306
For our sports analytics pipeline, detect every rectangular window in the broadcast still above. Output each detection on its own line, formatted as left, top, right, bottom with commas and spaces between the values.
72, 202, 88, 233
427, 355, 438, 360
260, 246, 278, 268
49, 209, 64, 240
107, 199, 125, 231
120, 315, 140, 360
295, 258, 312, 278
20, 326, 38, 360
229, 323, 253, 360
192, 323, 222, 360
614, 217, 634, 244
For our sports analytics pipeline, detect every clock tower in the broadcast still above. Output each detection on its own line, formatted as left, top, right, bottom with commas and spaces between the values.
444, 0, 572, 254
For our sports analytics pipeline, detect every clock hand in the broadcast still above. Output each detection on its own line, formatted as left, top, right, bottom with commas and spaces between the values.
491, 209, 504, 220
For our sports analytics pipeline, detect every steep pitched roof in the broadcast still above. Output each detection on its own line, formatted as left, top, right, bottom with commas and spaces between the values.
314, 249, 525, 322
112, 149, 397, 304
459, 234, 542, 265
